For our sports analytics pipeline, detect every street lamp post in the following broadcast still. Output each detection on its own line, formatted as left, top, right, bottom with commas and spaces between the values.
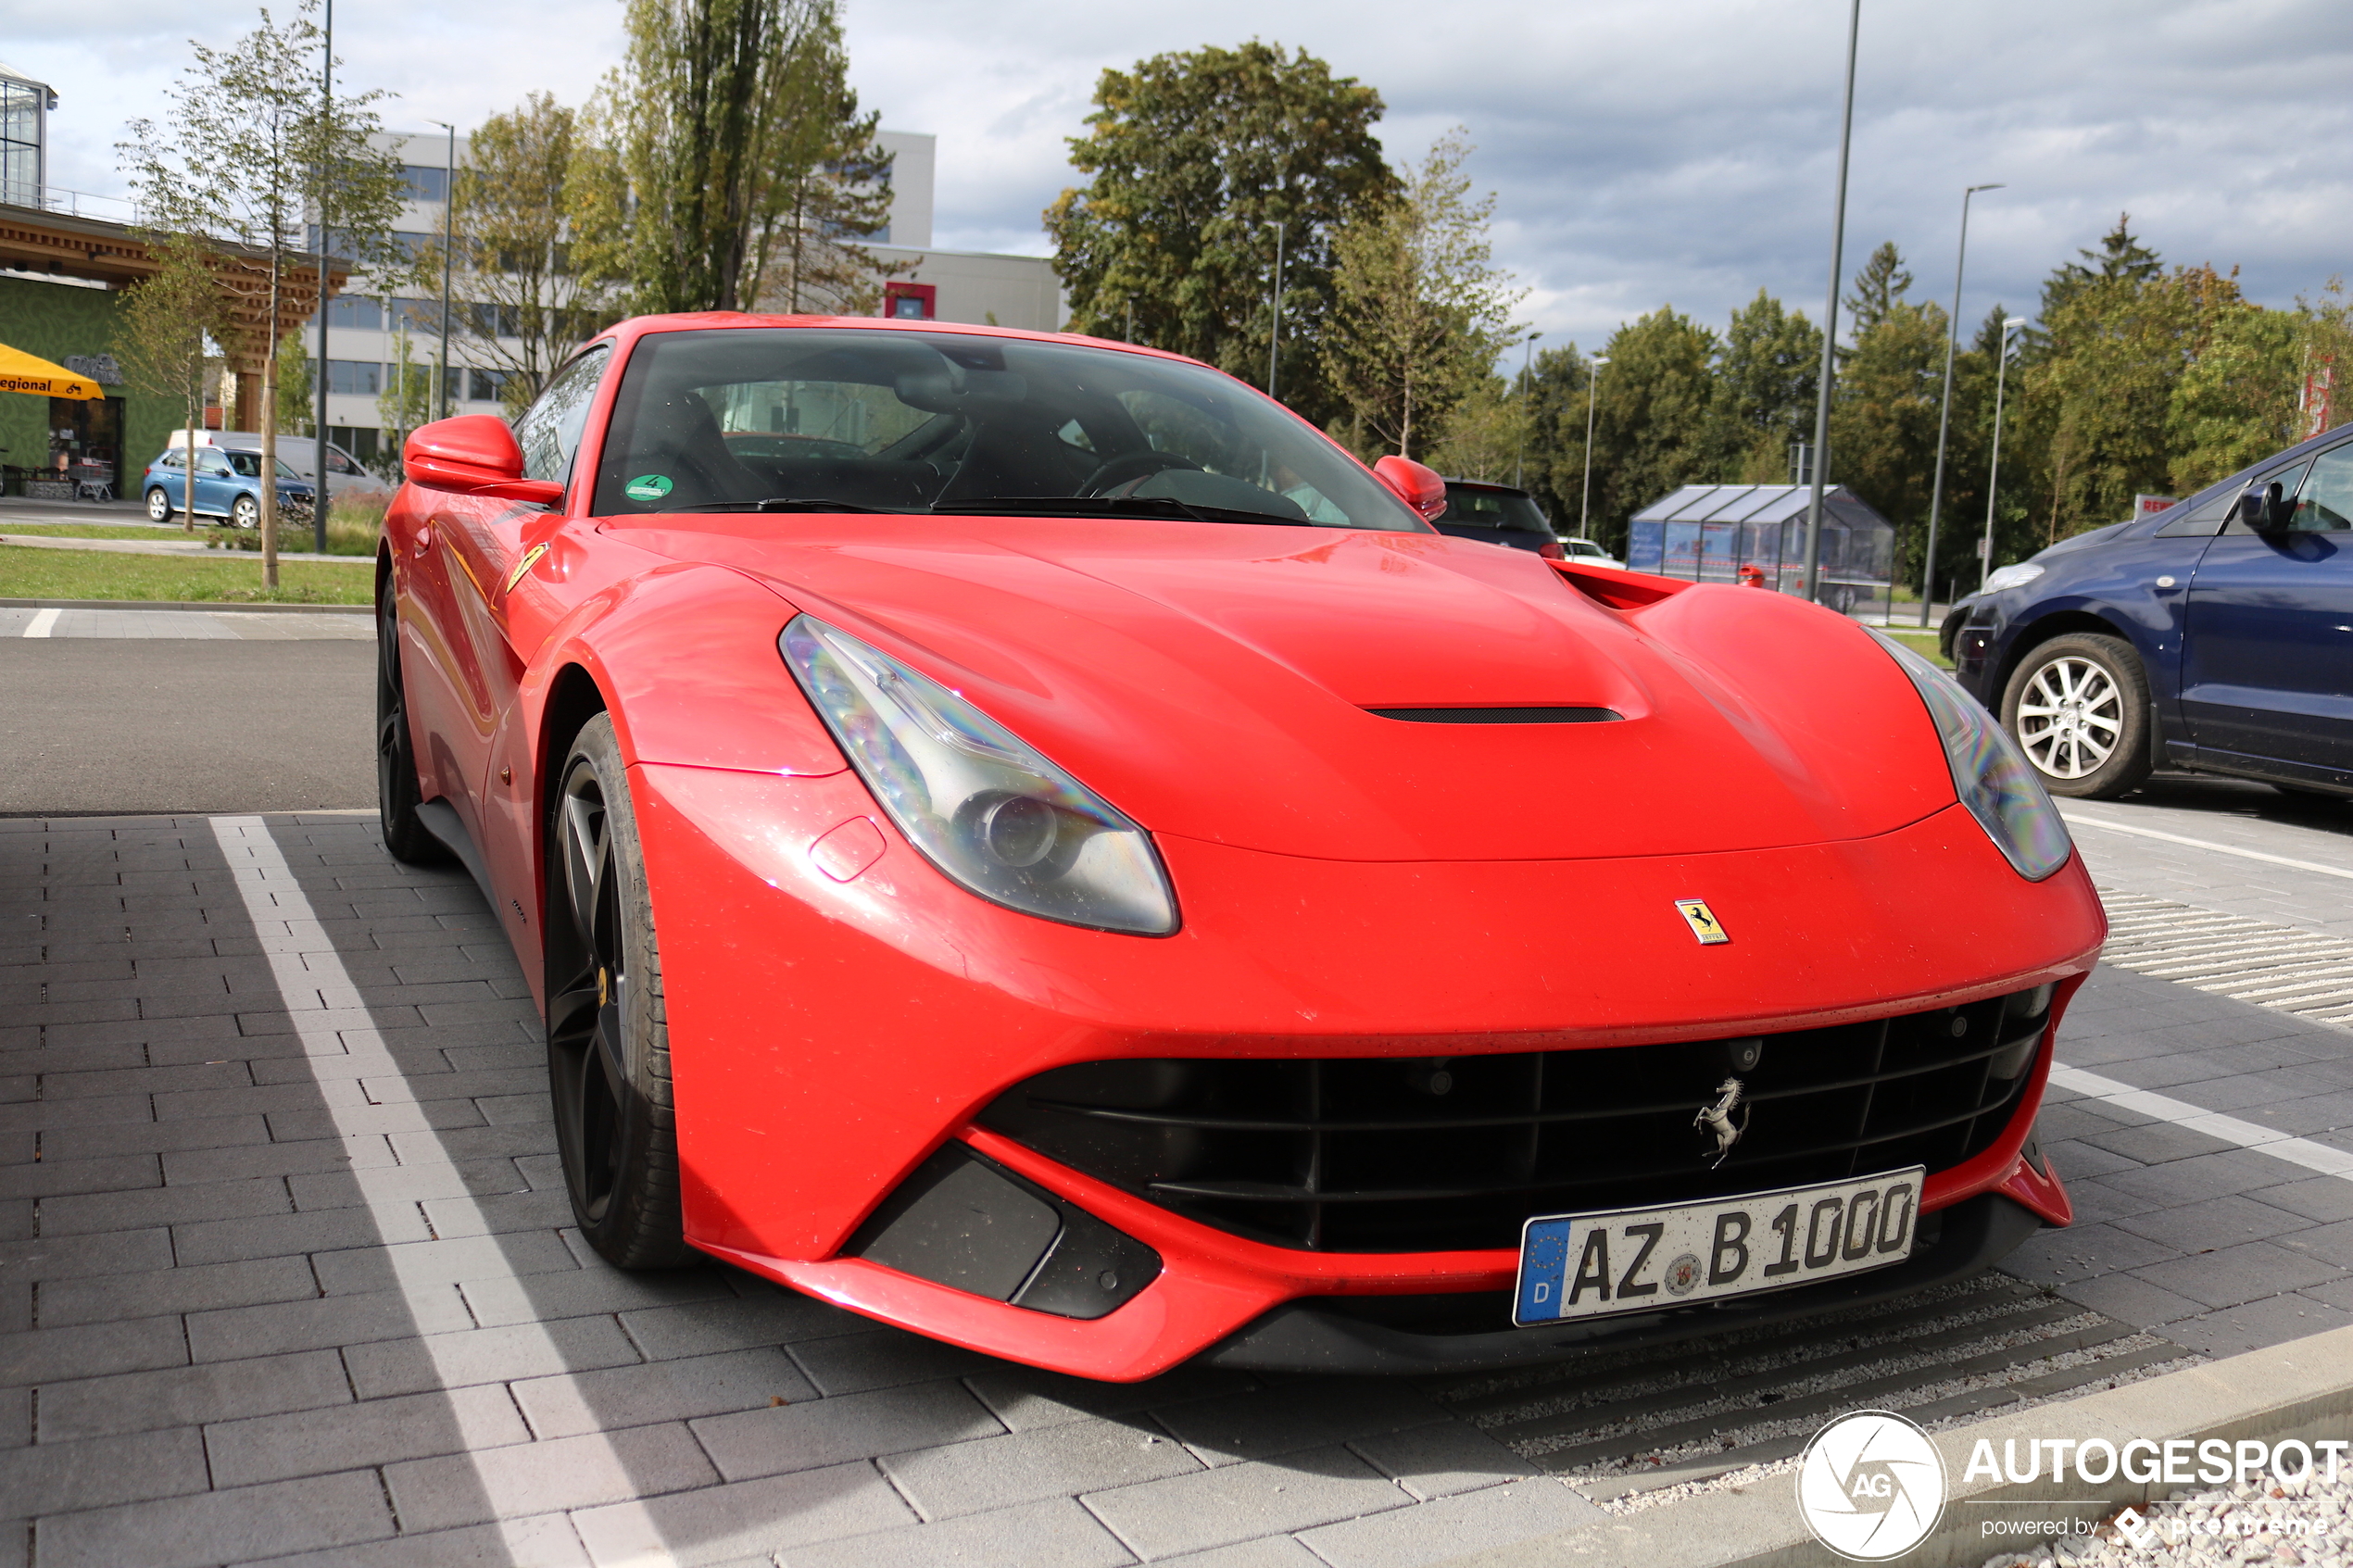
1919, 182, 2004, 628
431, 121, 456, 421
1800, 0, 1865, 603
1514, 331, 1541, 489
311, 0, 332, 553
1579, 355, 1609, 539
1979, 316, 2026, 593
1265, 220, 1285, 401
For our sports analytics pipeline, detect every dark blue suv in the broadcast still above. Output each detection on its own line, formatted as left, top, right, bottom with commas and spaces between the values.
1955, 424, 2353, 800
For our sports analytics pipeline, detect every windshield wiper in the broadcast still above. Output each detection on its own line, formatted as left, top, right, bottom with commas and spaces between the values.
662, 496, 910, 514
930, 495, 1307, 527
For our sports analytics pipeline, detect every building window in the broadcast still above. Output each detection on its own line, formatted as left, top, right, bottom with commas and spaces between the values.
469, 368, 510, 404
326, 296, 382, 331
387, 298, 444, 334
400, 165, 447, 203
328, 426, 382, 465
324, 359, 382, 396
1, 75, 47, 208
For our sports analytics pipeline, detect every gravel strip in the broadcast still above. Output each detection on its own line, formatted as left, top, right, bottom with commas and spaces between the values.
1980, 1470, 2353, 1566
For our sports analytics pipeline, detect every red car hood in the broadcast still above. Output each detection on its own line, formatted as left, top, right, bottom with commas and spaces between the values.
606, 514, 1953, 863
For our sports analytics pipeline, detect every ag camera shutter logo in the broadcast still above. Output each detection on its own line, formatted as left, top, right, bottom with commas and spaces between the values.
1796, 1410, 1947, 1561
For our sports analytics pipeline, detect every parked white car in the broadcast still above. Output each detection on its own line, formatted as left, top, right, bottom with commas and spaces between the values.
168, 431, 392, 503
1558, 536, 1627, 569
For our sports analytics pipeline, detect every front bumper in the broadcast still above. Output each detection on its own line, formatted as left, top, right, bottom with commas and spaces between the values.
634, 762, 2099, 1382
1203, 1189, 2051, 1374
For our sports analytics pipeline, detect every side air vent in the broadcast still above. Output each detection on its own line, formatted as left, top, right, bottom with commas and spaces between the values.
1366, 707, 1622, 724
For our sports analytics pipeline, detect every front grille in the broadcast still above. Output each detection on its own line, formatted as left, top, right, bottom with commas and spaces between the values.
977, 985, 2053, 1253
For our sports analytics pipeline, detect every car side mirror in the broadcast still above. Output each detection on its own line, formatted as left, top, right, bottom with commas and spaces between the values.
404, 415, 565, 506
2235, 480, 2295, 533
1373, 455, 1448, 522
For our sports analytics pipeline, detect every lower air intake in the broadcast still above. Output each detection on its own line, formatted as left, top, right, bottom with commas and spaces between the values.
977, 985, 2053, 1253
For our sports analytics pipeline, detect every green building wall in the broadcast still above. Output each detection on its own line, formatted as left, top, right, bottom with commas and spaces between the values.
0, 272, 182, 491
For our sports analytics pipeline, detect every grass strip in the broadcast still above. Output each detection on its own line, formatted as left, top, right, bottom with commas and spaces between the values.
0, 545, 373, 605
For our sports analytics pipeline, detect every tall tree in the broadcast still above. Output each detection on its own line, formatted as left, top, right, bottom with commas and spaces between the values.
1320, 130, 1520, 459
110, 232, 222, 533
1831, 295, 1948, 592
444, 95, 625, 412
1843, 243, 1914, 340
1516, 344, 1596, 534
1580, 307, 1719, 552
579, 0, 891, 316
2166, 301, 2299, 495
1044, 41, 1395, 426
121, 0, 405, 585
1710, 289, 1822, 479
743, 4, 903, 315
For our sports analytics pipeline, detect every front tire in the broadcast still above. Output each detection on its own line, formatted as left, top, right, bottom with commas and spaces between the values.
232, 494, 259, 529
2001, 632, 2154, 799
546, 714, 690, 1268
375, 576, 448, 866
145, 487, 172, 522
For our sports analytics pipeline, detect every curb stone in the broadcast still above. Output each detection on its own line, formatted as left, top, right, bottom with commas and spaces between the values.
1431, 1321, 2353, 1568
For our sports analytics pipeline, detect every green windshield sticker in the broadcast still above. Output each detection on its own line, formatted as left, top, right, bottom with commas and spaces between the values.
624, 473, 673, 502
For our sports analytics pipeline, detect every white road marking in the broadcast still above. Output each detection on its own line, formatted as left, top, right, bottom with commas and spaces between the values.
2062, 809, 2353, 883
22, 608, 59, 637
2049, 1063, 2353, 1182
209, 816, 674, 1565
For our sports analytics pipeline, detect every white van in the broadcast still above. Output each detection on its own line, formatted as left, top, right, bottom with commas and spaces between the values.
167, 431, 392, 502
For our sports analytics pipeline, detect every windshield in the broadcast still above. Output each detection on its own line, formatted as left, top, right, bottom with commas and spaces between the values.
1440, 483, 1551, 533
591, 327, 1426, 531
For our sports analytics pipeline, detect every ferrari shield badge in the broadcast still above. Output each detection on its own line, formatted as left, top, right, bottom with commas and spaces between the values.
1675, 898, 1730, 945
501, 543, 549, 595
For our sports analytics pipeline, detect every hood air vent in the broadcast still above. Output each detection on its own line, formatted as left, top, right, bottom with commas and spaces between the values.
1366, 707, 1622, 724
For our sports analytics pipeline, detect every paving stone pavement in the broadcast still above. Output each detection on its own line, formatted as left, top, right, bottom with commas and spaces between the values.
0, 812, 1600, 1567
1994, 778, 2353, 1360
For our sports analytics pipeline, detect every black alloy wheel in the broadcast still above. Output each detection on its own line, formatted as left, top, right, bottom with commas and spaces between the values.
375, 579, 448, 865
1999, 631, 2155, 799
546, 714, 690, 1268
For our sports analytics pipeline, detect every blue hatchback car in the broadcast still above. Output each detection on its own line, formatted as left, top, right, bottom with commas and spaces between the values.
1955, 422, 2353, 801
143, 446, 317, 529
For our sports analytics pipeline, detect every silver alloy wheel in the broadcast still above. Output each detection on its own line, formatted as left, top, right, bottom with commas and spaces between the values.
232, 494, 259, 529
145, 487, 171, 522
2014, 655, 2121, 779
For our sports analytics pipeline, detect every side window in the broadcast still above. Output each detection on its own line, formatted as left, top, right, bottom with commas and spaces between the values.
198, 452, 232, 476
514, 345, 612, 485
2290, 445, 2353, 533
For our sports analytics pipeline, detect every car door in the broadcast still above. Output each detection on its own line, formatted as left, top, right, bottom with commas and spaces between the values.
2182, 439, 2353, 778
444, 347, 617, 951
193, 450, 234, 515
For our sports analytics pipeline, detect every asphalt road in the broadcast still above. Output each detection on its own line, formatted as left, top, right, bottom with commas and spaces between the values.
0, 634, 373, 815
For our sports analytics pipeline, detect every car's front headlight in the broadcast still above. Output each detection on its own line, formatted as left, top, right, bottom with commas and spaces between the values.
781, 615, 1179, 935
1877, 633, 2073, 881
1982, 562, 2044, 594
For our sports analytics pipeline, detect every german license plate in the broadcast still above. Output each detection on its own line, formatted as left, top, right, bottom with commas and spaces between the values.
1512, 1168, 1924, 1326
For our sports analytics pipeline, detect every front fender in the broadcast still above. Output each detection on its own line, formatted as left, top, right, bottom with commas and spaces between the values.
488, 562, 852, 1010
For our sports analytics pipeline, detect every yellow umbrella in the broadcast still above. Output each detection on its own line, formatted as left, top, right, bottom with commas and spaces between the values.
0, 342, 101, 399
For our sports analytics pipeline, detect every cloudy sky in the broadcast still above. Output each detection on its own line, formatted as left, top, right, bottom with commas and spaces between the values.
15, 0, 2349, 353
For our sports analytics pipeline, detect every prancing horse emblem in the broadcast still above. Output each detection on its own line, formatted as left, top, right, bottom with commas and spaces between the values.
1694, 1076, 1749, 1168
1676, 898, 1730, 945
